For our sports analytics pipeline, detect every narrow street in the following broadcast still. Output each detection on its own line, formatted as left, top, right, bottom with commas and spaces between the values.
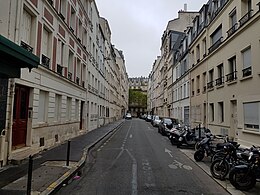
56, 119, 229, 195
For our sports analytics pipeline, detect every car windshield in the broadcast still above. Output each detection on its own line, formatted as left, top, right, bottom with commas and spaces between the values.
164, 118, 172, 124
154, 116, 159, 120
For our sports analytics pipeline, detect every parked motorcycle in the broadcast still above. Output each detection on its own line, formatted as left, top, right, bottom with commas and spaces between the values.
194, 135, 235, 162
229, 146, 260, 191
210, 143, 249, 180
176, 126, 197, 148
194, 134, 223, 161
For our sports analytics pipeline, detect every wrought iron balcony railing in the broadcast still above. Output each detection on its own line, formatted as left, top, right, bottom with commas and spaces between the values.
41, 54, 50, 68
226, 71, 237, 82
239, 10, 253, 27
76, 77, 80, 85
68, 72, 72, 80
242, 67, 252, 77
57, 64, 63, 75
215, 76, 224, 86
207, 81, 214, 89
208, 37, 223, 54
21, 41, 33, 53
227, 23, 238, 37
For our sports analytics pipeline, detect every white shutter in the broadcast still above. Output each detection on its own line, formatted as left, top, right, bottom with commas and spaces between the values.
243, 48, 251, 69
42, 28, 48, 56
62, 44, 69, 67
56, 40, 61, 65
244, 102, 259, 125
22, 10, 32, 44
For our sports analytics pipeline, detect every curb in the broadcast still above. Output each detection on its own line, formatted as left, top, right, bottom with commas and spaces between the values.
41, 120, 125, 195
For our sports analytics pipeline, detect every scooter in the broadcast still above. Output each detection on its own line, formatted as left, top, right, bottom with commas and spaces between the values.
176, 126, 197, 148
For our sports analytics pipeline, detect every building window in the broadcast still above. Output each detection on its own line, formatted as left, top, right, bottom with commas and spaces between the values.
207, 69, 214, 89
191, 79, 195, 96
38, 90, 49, 122
242, 47, 252, 77
41, 27, 51, 68
218, 102, 224, 123
66, 97, 72, 120
227, 8, 237, 37
196, 44, 200, 63
75, 99, 79, 120
70, 7, 76, 32
68, 50, 74, 80
216, 64, 224, 86
59, 0, 66, 19
226, 56, 237, 82
209, 25, 222, 53
55, 94, 62, 122
202, 72, 207, 92
196, 75, 200, 94
243, 102, 259, 130
21, 9, 35, 51
202, 38, 207, 57
209, 103, 214, 122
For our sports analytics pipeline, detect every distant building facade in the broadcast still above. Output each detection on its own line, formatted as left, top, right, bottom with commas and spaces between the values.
129, 77, 148, 117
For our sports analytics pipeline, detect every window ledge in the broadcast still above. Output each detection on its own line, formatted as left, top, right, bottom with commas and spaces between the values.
242, 129, 260, 135
240, 75, 253, 81
216, 84, 224, 89
227, 80, 237, 86
208, 88, 214, 92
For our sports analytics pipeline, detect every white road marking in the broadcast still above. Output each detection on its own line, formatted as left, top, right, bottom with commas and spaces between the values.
129, 134, 133, 138
165, 148, 173, 158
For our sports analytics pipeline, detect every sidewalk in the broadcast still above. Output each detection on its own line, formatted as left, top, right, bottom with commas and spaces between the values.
0, 120, 125, 195
180, 148, 260, 195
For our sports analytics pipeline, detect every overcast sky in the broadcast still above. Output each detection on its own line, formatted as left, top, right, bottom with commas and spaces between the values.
95, 0, 207, 78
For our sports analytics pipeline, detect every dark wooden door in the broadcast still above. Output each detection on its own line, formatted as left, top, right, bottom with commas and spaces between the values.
12, 85, 29, 148
80, 101, 84, 130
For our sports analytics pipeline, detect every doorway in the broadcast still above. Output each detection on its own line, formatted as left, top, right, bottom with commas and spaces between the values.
12, 84, 30, 149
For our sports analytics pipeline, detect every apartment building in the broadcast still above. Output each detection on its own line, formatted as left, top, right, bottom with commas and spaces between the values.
149, 9, 198, 119
149, 0, 260, 147
0, 0, 128, 166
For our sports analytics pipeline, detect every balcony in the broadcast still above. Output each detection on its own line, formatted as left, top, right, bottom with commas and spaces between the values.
47, 0, 53, 6
227, 23, 238, 37
68, 72, 72, 80
41, 54, 50, 69
239, 10, 253, 27
226, 71, 237, 82
69, 27, 74, 33
20, 41, 33, 53
203, 86, 207, 93
57, 64, 63, 76
215, 77, 224, 86
76, 77, 80, 85
242, 67, 252, 77
58, 12, 65, 21
207, 81, 214, 89
208, 37, 222, 54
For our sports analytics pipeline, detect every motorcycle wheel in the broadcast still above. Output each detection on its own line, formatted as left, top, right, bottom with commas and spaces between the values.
194, 150, 205, 162
194, 142, 200, 151
210, 159, 229, 180
211, 151, 225, 162
229, 168, 256, 191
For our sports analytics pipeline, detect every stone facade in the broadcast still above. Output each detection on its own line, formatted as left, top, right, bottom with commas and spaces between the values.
0, 0, 128, 166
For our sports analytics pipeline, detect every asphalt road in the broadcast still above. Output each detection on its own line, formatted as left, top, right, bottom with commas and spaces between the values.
56, 118, 230, 195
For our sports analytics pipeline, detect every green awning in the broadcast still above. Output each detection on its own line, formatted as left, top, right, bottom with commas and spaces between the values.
0, 34, 39, 78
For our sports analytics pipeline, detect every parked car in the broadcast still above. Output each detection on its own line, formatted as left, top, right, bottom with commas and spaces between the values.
125, 113, 132, 120
158, 118, 177, 136
151, 115, 161, 127
146, 115, 152, 122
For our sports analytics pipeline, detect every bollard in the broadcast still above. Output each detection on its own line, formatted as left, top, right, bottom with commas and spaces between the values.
198, 123, 201, 139
27, 155, 33, 195
66, 140, 71, 166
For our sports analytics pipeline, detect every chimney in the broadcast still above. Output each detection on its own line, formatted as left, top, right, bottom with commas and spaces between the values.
184, 3, 187, 11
